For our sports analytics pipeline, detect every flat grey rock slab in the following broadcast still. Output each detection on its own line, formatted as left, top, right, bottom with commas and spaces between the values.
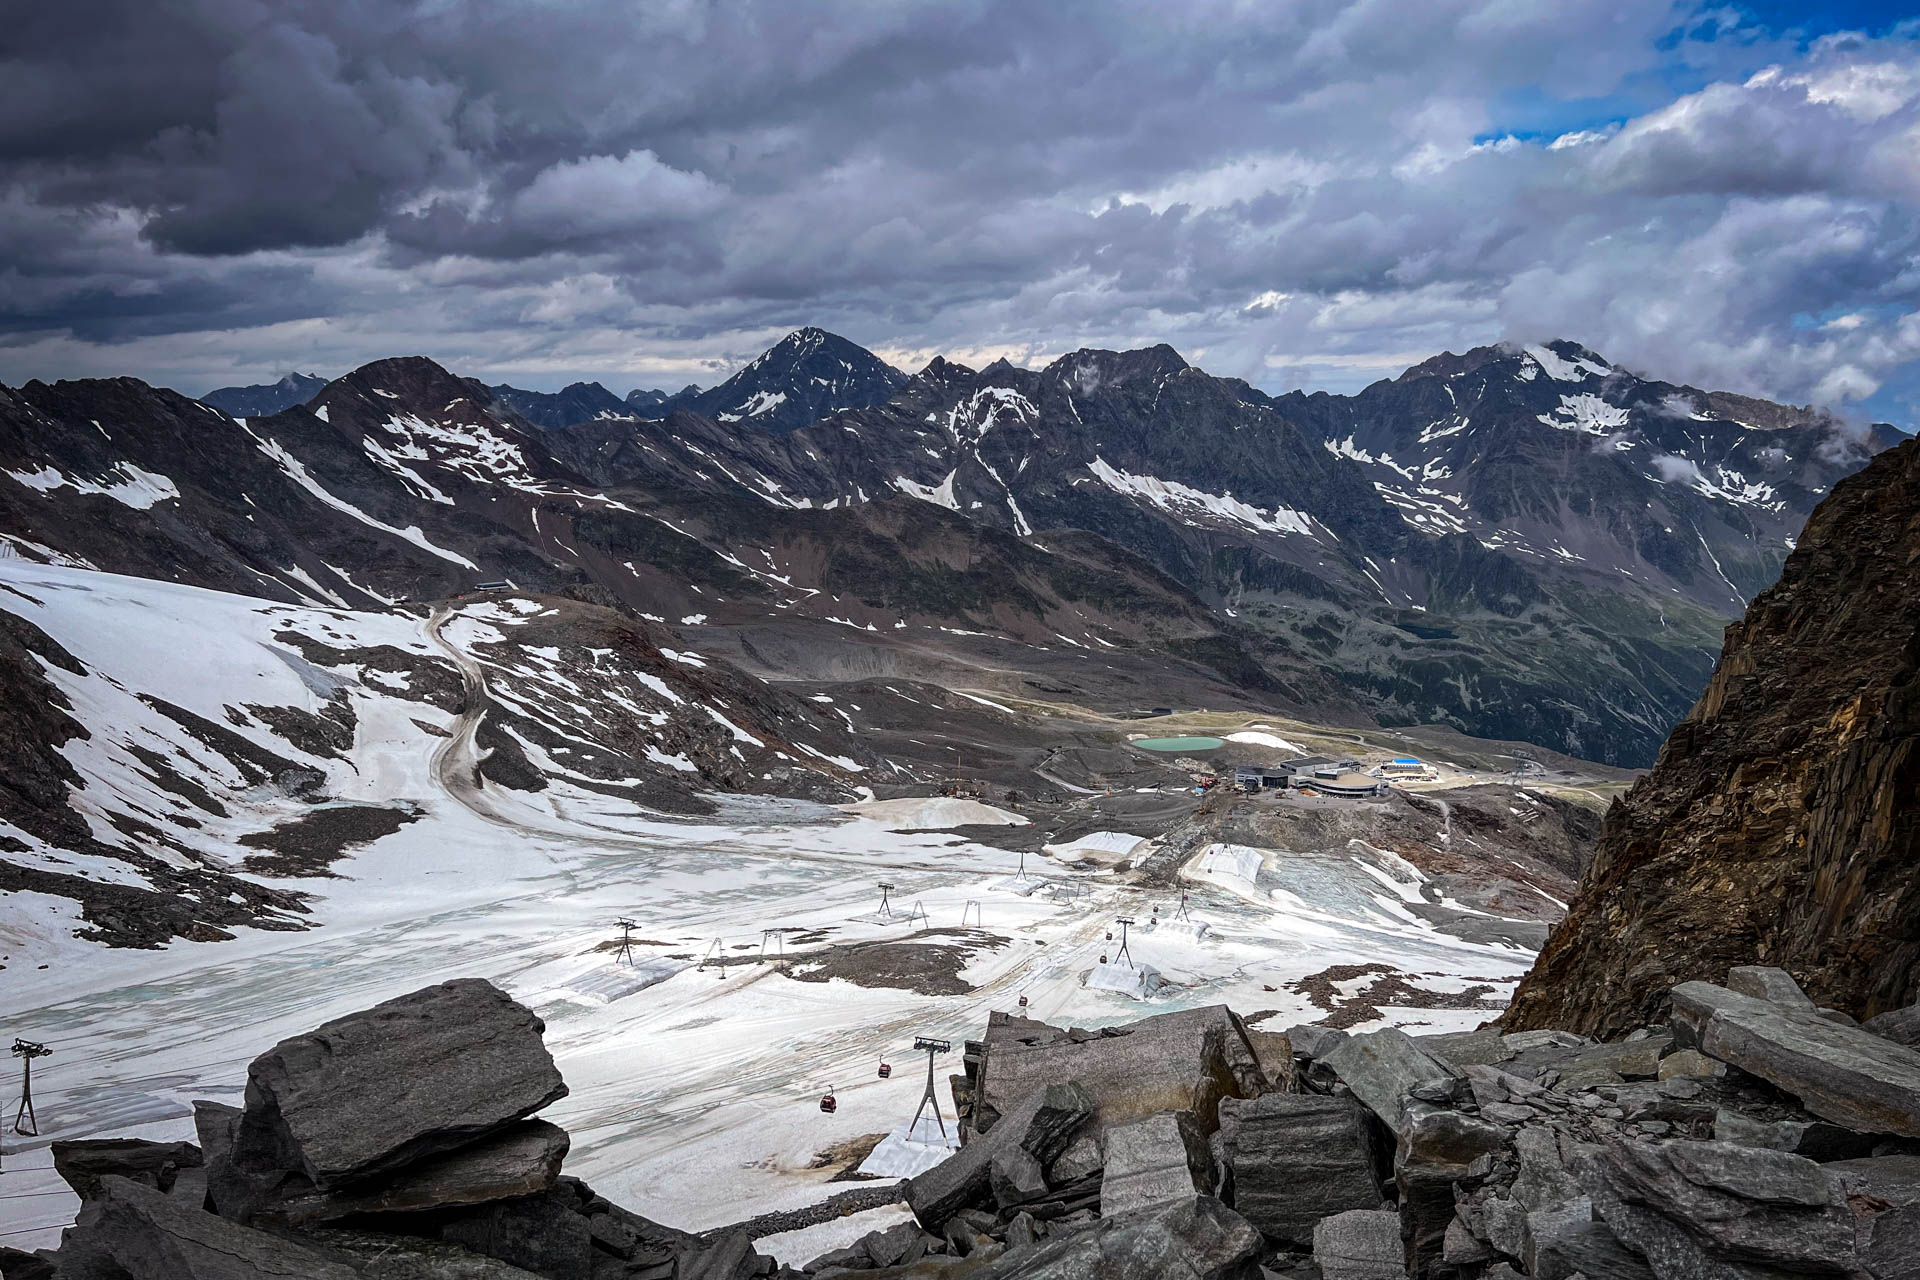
968, 1195, 1262, 1280
1417, 1029, 1513, 1068
1287, 1025, 1349, 1060
269, 1119, 569, 1224
1215, 1093, 1384, 1245
1502, 1029, 1590, 1053
1319, 1027, 1463, 1138
1866, 1004, 1920, 1047
974, 1005, 1266, 1140
1099, 1110, 1213, 1218
1672, 980, 1920, 1137
1579, 1138, 1856, 1272
1313, 1209, 1404, 1280
237, 978, 568, 1188
1726, 965, 1815, 1009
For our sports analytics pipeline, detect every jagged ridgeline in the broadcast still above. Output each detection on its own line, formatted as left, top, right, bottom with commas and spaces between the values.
4, 332, 1898, 768
1505, 435, 1920, 1036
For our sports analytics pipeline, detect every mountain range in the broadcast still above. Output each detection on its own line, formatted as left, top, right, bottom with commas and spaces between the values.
12, 330, 1905, 769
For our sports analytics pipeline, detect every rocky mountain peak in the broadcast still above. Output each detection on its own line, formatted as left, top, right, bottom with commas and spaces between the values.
914, 354, 976, 384
1504, 435, 1920, 1036
649, 327, 907, 436
1047, 343, 1190, 392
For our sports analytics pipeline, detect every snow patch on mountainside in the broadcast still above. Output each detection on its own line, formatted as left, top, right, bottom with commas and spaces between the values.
892, 470, 960, 510
1538, 393, 1630, 435
1524, 345, 1611, 382
244, 427, 480, 569
8, 463, 180, 510
1086, 456, 1316, 537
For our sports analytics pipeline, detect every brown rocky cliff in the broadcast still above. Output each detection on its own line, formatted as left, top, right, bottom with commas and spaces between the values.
1503, 437, 1920, 1038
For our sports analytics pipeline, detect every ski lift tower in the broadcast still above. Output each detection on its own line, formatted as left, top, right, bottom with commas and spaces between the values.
906, 1036, 953, 1142
877, 882, 896, 919
1173, 892, 1192, 923
11, 1039, 50, 1136
614, 918, 640, 967
1113, 917, 1136, 970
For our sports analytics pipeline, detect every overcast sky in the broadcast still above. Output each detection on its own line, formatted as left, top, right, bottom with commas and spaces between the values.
3, 1, 1917, 424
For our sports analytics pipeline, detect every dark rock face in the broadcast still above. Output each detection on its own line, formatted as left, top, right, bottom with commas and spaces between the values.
1213, 1093, 1385, 1244
1505, 437, 1920, 1035
235, 978, 568, 1189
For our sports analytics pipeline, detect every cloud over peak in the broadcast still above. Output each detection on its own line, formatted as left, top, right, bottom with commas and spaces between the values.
1, 0, 1916, 427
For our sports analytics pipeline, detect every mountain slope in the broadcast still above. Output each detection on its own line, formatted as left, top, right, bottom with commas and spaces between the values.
1503, 436, 1920, 1036
5, 333, 1896, 767
0, 358, 1320, 708
0, 559, 879, 953
559, 339, 1872, 764
1273, 340, 1878, 609
199, 372, 327, 417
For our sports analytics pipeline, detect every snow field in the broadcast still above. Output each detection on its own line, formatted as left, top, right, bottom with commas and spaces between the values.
0, 559, 1538, 1250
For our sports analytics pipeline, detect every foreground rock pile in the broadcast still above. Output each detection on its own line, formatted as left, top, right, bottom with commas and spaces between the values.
22, 966, 1920, 1278
6, 979, 784, 1279
800, 966, 1920, 1278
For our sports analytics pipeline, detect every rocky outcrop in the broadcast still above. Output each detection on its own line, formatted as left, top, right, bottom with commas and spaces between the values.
35, 979, 779, 1280
1505, 437, 1920, 1036
235, 977, 568, 1190
51, 966, 1920, 1279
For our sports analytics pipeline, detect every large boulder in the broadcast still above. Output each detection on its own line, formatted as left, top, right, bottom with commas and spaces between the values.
1671, 980, 1920, 1136
1577, 1138, 1858, 1274
232, 979, 567, 1190
1213, 1093, 1385, 1245
971, 1006, 1267, 1141
906, 1083, 1093, 1230
1099, 1111, 1214, 1217
59, 1175, 357, 1279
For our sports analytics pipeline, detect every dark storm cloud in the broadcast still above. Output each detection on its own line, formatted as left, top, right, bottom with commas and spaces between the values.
1, 0, 1918, 420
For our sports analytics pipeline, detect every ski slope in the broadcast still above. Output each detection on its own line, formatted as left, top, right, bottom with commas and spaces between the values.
0, 560, 1537, 1250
